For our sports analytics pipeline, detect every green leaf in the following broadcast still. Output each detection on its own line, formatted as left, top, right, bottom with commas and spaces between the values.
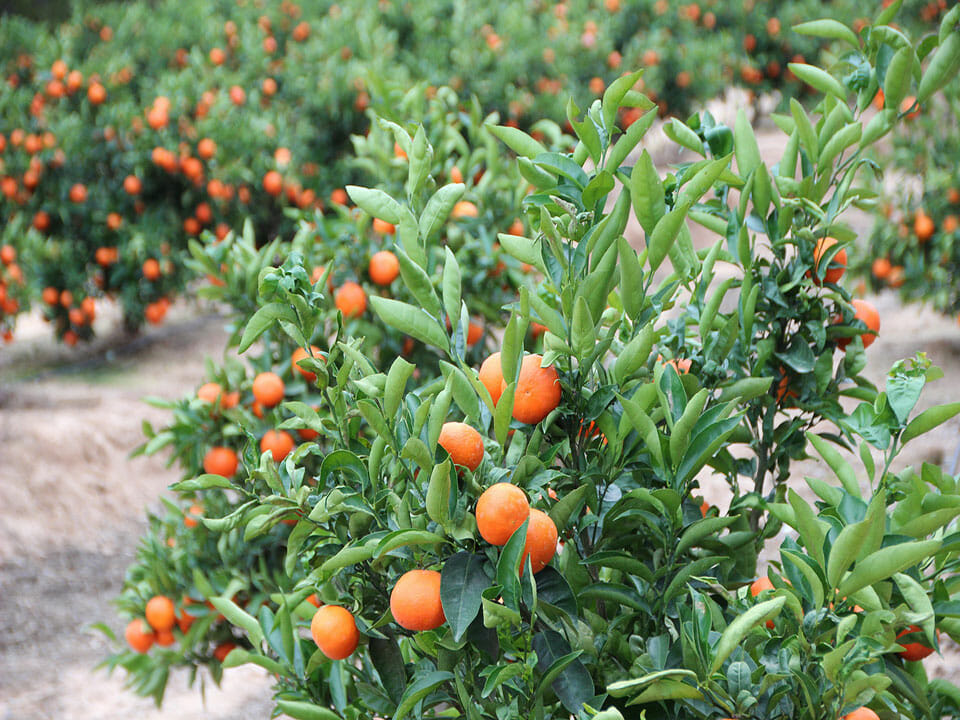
918, 32, 960, 103
368, 636, 406, 704
836, 540, 941, 599
884, 45, 914, 110
171, 474, 235, 492
239, 302, 298, 353
901, 402, 960, 443
734, 109, 762, 178
709, 597, 785, 674
487, 124, 547, 158
630, 149, 665, 236
647, 206, 686, 273
346, 186, 403, 225
630, 679, 704, 704
394, 671, 454, 720
276, 700, 342, 720
549, 484, 590, 533
426, 460, 452, 529
420, 184, 465, 242
370, 297, 448, 349
788, 63, 847, 99
209, 597, 264, 648
790, 98, 819, 162
663, 119, 704, 155
607, 669, 700, 697
806, 433, 860, 498
793, 19, 860, 48
375, 529, 446, 558
441, 552, 490, 642
384, 357, 416, 419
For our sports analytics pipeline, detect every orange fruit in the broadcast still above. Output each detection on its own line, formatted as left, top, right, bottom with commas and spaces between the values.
306, 593, 322, 608
252, 371, 285, 407
450, 166, 464, 184
479, 352, 504, 405
261, 429, 295, 462
700, 500, 710, 517
896, 625, 936, 662
521, 509, 558, 573
197, 138, 216, 159
948, 187, 960, 205
369, 250, 399, 285
203, 446, 238, 477
155, 629, 175, 647
750, 576, 774, 596
452, 201, 478, 219
145, 595, 176, 632
311, 605, 360, 660
372, 218, 395, 235
42, 287, 59, 305
915, 210, 935, 242
33, 211, 50, 231
510, 354, 561, 424
51, 60, 67, 80
184, 503, 203, 528
142, 258, 161, 281
871, 257, 892, 280
466, 321, 483, 346
844, 709, 880, 720
887, 266, 905, 288
751, 576, 776, 629
125, 619, 155, 653
330, 188, 349, 205
335, 281, 366, 318
390, 569, 446, 631
838, 299, 880, 350
438, 422, 484, 471
263, 170, 283, 196
213, 642, 237, 662
476, 483, 530, 545
229, 85, 245, 105
811, 237, 846, 285
69, 183, 87, 203
291, 345, 322, 382
87, 82, 106, 105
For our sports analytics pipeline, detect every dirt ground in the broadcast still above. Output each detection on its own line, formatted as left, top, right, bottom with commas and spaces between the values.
2, 119, 960, 719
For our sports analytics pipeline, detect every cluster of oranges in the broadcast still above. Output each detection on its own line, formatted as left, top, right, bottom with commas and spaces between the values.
306, 348, 563, 660
0, 244, 23, 341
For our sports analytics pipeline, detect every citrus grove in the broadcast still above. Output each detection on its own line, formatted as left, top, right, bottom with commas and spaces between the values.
69, 0, 960, 720
0, 0, 950, 342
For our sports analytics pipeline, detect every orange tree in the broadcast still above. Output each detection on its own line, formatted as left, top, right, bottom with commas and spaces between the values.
853, 70, 960, 317
98, 8, 960, 718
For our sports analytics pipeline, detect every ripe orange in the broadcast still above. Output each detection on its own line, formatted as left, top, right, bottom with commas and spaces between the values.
450, 166, 464, 184
306, 593, 322, 608
229, 85, 245, 105
203, 446, 238, 477
390, 569, 446, 631
197, 138, 216, 159
372, 217, 395, 235
521, 509, 558, 573
871, 257, 892, 279
438, 422, 484, 471
125, 619, 155, 653
369, 250, 399, 285
311, 605, 360, 660
466, 321, 483, 346
510, 354, 561, 424
896, 625, 936, 662
811, 237, 846, 285
42, 287, 59, 305
844, 709, 880, 720
69, 183, 87, 203
838, 299, 880, 350
949, 187, 960, 205
145, 595, 176, 632
452, 200, 479, 219
261, 429, 295, 462
750, 576, 774, 596
915, 210, 935, 242
335, 281, 367, 318
751, 576, 776, 628
330, 188, 348, 206
142, 258, 161, 281
263, 170, 283, 196
87, 82, 106, 105
213, 642, 237, 662
252, 371, 285, 407
479, 352, 504, 405
291, 345, 322, 382
476, 483, 530, 545
184, 503, 203, 528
